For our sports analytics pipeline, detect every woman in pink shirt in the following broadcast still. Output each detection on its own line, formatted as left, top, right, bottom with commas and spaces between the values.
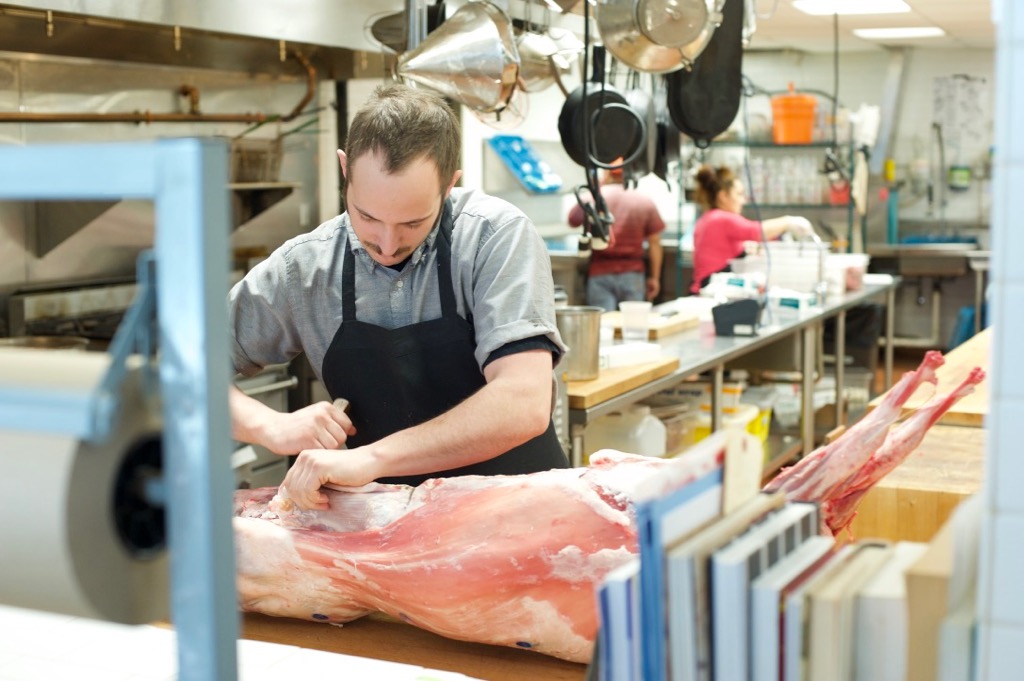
690, 165, 811, 294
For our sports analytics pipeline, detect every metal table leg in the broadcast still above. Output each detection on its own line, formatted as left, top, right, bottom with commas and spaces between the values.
885, 286, 895, 390
835, 310, 846, 429
711, 365, 724, 432
571, 423, 585, 468
974, 268, 985, 335
801, 325, 817, 456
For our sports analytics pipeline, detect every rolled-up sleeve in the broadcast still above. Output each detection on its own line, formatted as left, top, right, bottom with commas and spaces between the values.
460, 211, 567, 371
228, 254, 304, 376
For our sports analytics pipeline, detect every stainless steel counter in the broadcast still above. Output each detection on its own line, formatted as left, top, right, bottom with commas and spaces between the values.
567, 277, 901, 467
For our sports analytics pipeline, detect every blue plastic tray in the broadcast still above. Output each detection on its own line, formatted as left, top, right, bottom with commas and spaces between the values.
487, 134, 562, 194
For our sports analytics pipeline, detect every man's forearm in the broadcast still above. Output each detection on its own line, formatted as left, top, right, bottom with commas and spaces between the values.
229, 384, 275, 445
362, 351, 553, 478
647, 239, 663, 281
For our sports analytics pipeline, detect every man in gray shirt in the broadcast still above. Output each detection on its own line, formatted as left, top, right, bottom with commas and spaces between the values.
229, 84, 569, 509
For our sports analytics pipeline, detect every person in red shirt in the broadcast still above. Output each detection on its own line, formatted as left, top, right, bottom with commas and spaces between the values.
567, 167, 666, 311
691, 165, 812, 294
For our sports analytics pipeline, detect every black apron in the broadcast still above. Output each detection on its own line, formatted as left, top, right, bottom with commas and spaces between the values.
321, 200, 568, 486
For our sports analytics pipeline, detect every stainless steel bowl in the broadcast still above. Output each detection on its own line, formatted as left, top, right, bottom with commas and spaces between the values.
0, 335, 90, 351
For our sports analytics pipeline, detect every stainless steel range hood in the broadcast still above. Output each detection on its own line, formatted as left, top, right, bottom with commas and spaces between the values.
0, 0, 397, 76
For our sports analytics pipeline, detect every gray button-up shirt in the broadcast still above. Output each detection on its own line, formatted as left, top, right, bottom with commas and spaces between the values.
229, 188, 565, 381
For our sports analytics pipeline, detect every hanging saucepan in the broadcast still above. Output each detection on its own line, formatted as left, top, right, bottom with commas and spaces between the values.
558, 45, 647, 169
666, 0, 743, 147
369, 2, 448, 54
515, 0, 554, 93
517, 30, 561, 93
596, 0, 723, 74
622, 74, 657, 184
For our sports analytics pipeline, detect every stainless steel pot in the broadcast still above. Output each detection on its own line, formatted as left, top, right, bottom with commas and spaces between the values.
555, 306, 603, 381
596, 0, 723, 74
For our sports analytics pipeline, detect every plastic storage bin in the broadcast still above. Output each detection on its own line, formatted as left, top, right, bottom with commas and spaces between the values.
583, 404, 667, 462
692, 403, 761, 444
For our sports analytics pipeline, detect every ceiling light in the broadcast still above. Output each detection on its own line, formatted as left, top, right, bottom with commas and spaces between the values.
853, 26, 946, 39
792, 0, 910, 16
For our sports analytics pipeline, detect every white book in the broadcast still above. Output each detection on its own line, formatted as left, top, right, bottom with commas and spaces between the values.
750, 535, 837, 681
666, 491, 787, 681
807, 542, 893, 681
710, 502, 820, 681
598, 558, 640, 681
782, 545, 858, 681
854, 541, 929, 681
937, 592, 978, 681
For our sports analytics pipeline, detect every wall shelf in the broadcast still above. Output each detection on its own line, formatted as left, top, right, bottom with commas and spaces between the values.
28, 181, 299, 257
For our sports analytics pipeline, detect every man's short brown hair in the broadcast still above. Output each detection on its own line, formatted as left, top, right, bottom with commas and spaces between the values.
345, 83, 461, 192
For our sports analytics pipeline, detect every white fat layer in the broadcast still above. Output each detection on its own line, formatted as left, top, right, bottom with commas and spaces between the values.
549, 546, 634, 583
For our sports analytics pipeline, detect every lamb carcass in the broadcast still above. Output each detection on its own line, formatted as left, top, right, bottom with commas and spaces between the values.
233, 447, 722, 663
232, 351, 981, 661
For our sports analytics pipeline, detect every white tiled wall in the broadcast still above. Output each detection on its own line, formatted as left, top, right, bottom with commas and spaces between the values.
978, 1, 1024, 677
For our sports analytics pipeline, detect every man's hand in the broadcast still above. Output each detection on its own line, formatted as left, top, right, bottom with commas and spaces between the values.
231, 386, 356, 455
646, 276, 661, 301
259, 401, 356, 455
279, 446, 380, 510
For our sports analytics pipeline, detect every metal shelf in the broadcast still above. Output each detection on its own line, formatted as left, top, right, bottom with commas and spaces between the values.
699, 140, 839, 149
28, 181, 299, 256
761, 433, 803, 484
745, 203, 847, 210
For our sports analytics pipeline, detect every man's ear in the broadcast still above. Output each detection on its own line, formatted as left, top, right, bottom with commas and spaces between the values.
337, 150, 348, 179
445, 169, 463, 197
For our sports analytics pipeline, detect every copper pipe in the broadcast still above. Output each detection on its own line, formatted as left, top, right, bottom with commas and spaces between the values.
280, 50, 315, 122
0, 50, 317, 124
179, 85, 201, 115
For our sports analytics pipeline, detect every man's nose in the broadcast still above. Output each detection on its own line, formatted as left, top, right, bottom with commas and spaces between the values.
377, 227, 403, 256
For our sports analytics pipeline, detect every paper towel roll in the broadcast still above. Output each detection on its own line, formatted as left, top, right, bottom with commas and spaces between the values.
0, 349, 168, 624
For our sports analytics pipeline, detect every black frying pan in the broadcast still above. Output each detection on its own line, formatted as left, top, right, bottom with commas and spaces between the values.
558, 45, 646, 169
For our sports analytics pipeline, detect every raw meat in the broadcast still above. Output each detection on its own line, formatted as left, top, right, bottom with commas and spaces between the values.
232, 351, 982, 661
765, 351, 985, 535
819, 366, 986, 535
233, 448, 722, 663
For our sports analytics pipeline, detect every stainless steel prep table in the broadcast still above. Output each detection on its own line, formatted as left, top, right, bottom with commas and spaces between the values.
568, 277, 901, 470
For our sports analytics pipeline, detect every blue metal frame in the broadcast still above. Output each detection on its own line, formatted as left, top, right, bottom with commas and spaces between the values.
0, 139, 238, 681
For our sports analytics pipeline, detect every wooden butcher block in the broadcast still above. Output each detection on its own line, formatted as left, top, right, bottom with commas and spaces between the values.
602, 310, 700, 339
869, 327, 991, 427
243, 612, 586, 681
847, 424, 985, 543
567, 356, 680, 409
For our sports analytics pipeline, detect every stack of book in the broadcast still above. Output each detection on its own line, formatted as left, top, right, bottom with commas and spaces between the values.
596, 452, 983, 681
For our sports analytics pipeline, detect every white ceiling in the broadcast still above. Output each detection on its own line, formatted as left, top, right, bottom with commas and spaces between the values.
731, 0, 995, 53
343, 0, 996, 58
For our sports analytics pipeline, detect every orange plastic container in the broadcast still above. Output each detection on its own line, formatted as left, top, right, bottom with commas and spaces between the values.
771, 83, 817, 144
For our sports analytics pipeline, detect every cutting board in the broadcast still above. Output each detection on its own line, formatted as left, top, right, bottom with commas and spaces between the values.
567, 356, 680, 408
602, 310, 700, 339
869, 327, 991, 427
847, 424, 984, 543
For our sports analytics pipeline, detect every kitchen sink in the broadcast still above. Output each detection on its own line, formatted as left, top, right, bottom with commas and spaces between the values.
867, 242, 978, 277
